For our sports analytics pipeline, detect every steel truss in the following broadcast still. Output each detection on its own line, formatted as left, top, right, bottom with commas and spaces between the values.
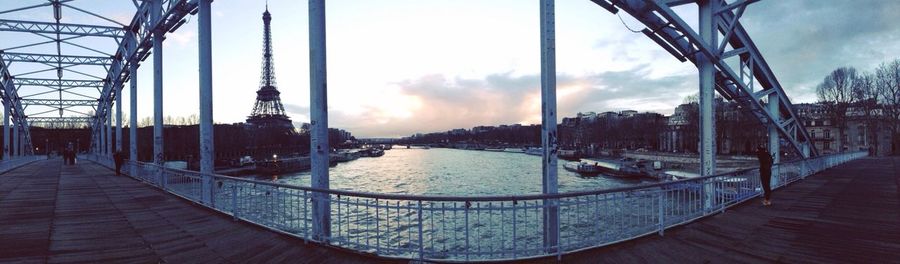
0, 19, 124, 38
0, 0, 202, 156
13, 78, 104, 88
21, 99, 96, 106
1, 52, 112, 66
28, 116, 93, 128
595, 0, 817, 157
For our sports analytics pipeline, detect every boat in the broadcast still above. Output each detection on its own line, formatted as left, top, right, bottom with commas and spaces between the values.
360, 147, 385, 157
524, 147, 543, 156
579, 158, 650, 178
503, 148, 525, 153
255, 156, 311, 175
558, 149, 580, 161
330, 151, 360, 163
563, 161, 602, 176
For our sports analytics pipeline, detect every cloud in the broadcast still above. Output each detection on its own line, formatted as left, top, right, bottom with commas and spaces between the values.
329, 68, 694, 138
741, 0, 900, 103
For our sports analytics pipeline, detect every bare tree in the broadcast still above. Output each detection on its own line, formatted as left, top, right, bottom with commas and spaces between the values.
816, 67, 859, 151
876, 59, 900, 154
853, 72, 880, 154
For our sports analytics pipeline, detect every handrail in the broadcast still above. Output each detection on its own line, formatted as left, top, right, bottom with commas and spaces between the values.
82, 151, 867, 261
114, 158, 763, 202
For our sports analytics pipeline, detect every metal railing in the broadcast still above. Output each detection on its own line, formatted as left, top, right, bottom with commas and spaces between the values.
82, 151, 867, 261
0, 155, 45, 174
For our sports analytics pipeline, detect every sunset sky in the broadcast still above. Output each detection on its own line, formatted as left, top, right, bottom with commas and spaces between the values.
2, 0, 898, 137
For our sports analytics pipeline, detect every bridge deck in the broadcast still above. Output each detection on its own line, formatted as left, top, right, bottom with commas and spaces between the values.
523, 156, 900, 263
1, 157, 898, 263
0, 159, 396, 263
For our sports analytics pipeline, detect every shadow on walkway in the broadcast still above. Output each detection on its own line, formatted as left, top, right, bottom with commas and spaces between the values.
0, 159, 401, 263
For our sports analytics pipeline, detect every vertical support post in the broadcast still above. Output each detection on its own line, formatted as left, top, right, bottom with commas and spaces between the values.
116, 88, 123, 153
152, 0, 164, 167
698, 0, 717, 210
767, 93, 780, 186
2, 101, 8, 160
198, 0, 215, 205
539, 0, 559, 254
100, 115, 105, 155
309, 0, 331, 242
106, 102, 113, 156
13, 117, 19, 157
129, 66, 138, 165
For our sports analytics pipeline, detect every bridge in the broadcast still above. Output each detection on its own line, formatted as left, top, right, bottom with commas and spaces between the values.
0, 0, 892, 262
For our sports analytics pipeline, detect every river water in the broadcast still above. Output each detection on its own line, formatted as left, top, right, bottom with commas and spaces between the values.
250, 147, 658, 196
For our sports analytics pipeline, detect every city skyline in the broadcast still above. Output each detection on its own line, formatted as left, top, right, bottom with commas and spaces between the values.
3, 0, 898, 137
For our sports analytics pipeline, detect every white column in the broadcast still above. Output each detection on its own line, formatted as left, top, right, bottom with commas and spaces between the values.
699, 0, 717, 210
539, 0, 559, 253
116, 88, 123, 152
130, 67, 138, 166
198, 0, 215, 205
2, 101, 8, 160
309, 0, 331, 241
152, 0, 164, 167
768, 93, 780, 187
13, 118, 18, 157
106, 103, 113, 156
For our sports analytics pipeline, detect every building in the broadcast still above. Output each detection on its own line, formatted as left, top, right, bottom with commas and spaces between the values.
795, 102, 893, 155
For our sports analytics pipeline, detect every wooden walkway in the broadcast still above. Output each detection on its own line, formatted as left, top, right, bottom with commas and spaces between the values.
522, 156, 900, 263
0, 159, 400, 264
1, 157, 898, 263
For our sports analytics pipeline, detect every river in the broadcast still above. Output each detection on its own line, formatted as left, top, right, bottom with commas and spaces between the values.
248, 147, 659, 196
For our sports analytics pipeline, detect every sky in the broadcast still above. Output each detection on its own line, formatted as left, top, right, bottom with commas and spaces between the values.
2, 0, 898, 138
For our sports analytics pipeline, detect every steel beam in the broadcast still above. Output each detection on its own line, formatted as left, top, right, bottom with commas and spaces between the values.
768, 92, 780, 185
129, 66, 137, 168
12, 117, 18, 157
107, 103, 112, 156
152, 0, 164, 166
20, 99, 95, 106
198, 0, 214, 205
0, 19, 124, 38
14, 78, 104, 88
309, 0, 331, 241
1, 52, 112, 66
698, 0, 716, 179
2, 101, 7, 160
116, 86, 122, 152
603, 0, 817, 157
539, 0, 560, 254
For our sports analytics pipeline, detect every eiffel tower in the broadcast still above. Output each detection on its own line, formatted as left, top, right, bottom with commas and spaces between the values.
246, 5, 293, 129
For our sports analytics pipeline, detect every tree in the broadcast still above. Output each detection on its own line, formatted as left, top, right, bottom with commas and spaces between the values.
852, 72, 881, 154
876, 59, 900, 154
816, 67, 859, 151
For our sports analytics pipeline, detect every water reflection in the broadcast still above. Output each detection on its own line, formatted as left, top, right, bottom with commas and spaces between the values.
251, 148, 657, 196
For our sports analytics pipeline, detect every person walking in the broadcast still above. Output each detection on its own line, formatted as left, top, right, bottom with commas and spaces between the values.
756, 145, 774, 206
113, 151, 125, 176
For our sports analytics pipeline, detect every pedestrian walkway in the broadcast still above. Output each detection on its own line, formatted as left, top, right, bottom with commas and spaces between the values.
520, 156, 900, 263
0, 159, 399, 263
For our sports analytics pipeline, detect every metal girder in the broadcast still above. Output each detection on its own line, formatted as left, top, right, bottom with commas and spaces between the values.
21, 99, 96, 107
28, 116, 92, 122
603, 0, 818, 157
27, 116, 93, 128
1, 56, 32, 152
93, 0, 200, 134
1, 52, 112, 66
0, 19, 124, 38
14, 78, 104, 88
